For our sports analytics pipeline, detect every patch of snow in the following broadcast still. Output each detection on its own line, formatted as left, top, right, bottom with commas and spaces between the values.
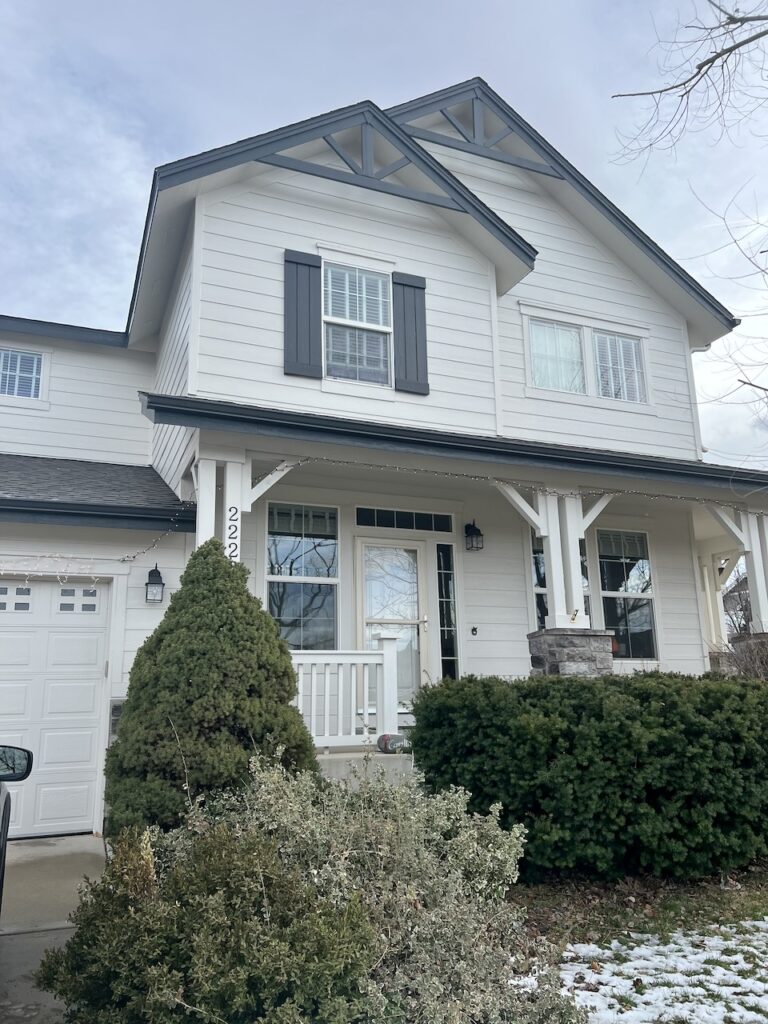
561, 919, 768, 1022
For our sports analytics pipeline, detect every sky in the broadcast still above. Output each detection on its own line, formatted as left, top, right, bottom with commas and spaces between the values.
1, 0, 766, 467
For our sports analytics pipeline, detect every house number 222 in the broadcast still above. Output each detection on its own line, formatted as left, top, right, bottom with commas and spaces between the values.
227, 505, 240, 562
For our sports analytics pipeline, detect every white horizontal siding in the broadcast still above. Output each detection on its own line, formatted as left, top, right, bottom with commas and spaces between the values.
196, 170, 496, 435
0, 338, 153, 464
152, 234, 194, 494
423, 145, 699, 459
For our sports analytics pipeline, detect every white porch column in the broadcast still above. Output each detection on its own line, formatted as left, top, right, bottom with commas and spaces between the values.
195, 458, 217, 548
706, 505, 768, 634
559, 494, 589, 628
745, 512, 768, 632
699, 557, 726, 647
223, 461, 244, 562
377, 633, 400, 736
536, 492, 569, 629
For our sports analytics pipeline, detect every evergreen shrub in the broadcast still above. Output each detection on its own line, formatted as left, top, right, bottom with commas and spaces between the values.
104, 539, 316, 835
39, 760, 582, 1024
410, 673, 768, 879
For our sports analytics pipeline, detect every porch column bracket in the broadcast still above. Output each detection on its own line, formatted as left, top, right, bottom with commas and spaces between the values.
493, 481, 545, 534
582, 494, 615, 534
706, 505, 747, 549
246, 459, 300, 510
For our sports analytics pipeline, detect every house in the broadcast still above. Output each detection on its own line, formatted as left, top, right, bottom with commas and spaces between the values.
1, 77, 766, 839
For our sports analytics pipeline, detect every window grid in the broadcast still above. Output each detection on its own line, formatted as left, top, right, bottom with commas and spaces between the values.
598, 530, 657, 660
0, 348, 43, 399
323, 262, 392, 386
437, 544, 458, 680
356, 507, 453, 533
266, 502, 339, 651
594, 331, 647, 403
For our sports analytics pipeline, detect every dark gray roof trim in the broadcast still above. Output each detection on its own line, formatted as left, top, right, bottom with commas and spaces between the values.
388, 78, 739, 333
0, 315, 127, 348
0, 453, 195, 531
122, 99, 537, 335
142, 393, 768, 493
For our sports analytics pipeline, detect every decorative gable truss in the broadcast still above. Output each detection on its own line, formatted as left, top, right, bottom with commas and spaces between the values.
388, 80, 564, 179
156, 101, 536, 293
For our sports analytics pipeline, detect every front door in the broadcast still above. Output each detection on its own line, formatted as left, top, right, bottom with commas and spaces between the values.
358, 540, 427, 707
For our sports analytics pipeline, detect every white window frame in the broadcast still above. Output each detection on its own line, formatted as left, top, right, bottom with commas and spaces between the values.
265, 501, 341, 651
321, 258, 394, 389
596, 528, 658, 662
0, 346, 51, 408
593, 330, 648, 405
520, 303, 655, 413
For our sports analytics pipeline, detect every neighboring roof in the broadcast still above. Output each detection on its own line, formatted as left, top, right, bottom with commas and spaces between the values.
0, 453, 195, 531
388, 78, 739, 345
142, 392, 768, 494
0, 315, 127, 347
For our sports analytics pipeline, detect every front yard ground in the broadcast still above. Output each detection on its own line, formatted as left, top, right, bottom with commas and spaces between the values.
509, 864, 768, 1022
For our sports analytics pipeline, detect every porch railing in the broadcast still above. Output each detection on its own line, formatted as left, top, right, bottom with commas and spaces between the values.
291, 635, 399, 748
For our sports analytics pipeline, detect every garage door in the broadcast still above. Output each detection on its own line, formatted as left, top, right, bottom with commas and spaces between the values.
0, 580, 109, 838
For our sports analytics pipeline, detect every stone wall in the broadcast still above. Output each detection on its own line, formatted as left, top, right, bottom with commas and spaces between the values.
528, 628, 614, 677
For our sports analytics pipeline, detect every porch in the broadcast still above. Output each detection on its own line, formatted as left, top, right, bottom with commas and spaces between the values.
178, 424, 768, 750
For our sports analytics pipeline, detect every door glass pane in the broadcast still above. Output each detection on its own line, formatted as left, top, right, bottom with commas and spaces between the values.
364, 546, 418, 620
365, 623, 420, 705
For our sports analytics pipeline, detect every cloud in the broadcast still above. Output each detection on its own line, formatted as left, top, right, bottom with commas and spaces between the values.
0, 6, 152, 328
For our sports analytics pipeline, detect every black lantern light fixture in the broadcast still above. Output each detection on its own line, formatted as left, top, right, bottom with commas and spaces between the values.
464, 520, 484, 551
145, 564, 165, 603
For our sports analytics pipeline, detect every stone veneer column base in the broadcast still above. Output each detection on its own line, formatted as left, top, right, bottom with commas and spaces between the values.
528, 628, 614, 678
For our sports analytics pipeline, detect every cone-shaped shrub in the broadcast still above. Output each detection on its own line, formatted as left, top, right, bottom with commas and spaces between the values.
104, 539, 317, 834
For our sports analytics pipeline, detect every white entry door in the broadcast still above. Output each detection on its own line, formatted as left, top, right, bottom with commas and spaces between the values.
358, 540, 428, 707
0, 580, 108, 838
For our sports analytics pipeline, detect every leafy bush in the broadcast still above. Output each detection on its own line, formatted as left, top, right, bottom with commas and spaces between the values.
410, 674, 768, 880
104, 539, 316, 835
39, 760, 582, 1024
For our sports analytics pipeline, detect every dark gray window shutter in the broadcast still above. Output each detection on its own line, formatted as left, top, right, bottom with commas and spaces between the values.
284, 250, 322, 378
392, 272, 429, 395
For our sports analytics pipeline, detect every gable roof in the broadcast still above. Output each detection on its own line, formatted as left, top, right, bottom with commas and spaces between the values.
0, 78, 738, 349
388, 78, 739, 345
125, 99, 538, 341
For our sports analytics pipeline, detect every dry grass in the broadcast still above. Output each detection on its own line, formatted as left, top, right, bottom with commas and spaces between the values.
510, 862, 768, 953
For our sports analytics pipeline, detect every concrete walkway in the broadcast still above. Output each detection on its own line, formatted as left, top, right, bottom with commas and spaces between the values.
1, 834, 106, 934
0, 835, 105, 1022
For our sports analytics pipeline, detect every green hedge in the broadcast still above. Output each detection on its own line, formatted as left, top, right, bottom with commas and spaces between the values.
410, 674, 768, 879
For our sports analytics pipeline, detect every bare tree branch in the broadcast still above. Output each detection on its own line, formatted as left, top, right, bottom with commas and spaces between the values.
615, 1, 768, 157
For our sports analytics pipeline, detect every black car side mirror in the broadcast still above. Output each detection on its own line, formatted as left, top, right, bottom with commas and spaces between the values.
0, 745, 33, 783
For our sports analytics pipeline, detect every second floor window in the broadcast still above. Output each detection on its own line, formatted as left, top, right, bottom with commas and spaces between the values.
0, 348, 43, 399
323, 262, 392, 386
594, 332, 647, 403
529, 319, 586, 394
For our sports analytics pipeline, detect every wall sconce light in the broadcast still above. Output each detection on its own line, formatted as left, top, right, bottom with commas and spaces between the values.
145, 565, 165, 603
464, 520, 484, 551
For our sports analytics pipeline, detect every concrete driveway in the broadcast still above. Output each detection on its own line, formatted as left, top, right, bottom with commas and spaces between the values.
0, 835, 105, 1022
